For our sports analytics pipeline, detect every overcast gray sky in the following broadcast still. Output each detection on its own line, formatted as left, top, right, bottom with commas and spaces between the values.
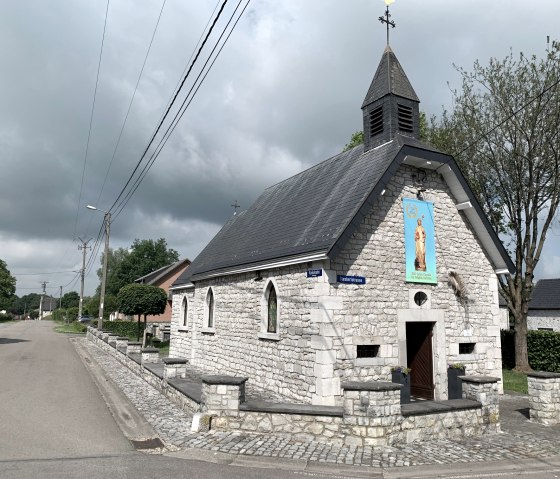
2, 0, 560, 298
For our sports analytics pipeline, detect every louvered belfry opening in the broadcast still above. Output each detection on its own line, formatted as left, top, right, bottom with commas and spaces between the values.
369, 106, 384, 136
398, 103, 413, 133
362, 45, 420, 152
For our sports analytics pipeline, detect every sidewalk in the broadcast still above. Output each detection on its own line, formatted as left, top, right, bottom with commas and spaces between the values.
76, 337, 560, 470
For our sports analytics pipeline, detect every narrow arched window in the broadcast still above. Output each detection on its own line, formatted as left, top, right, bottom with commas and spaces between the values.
267, 284, 277, 333
182, 297, 188, 327
207, 289, 214, 328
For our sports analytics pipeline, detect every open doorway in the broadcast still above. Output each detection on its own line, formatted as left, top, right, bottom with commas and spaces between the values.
406, 322, 435, 400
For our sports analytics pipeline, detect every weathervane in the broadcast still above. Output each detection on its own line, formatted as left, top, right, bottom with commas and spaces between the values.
379, 0, 396, 45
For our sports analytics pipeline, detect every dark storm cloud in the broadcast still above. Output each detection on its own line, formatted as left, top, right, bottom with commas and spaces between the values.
2, 0, 560, 295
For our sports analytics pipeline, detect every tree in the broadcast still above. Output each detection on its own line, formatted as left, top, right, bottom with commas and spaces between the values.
0, 259, 16, 310
343, 112, 429, 152
117, 284, 167, 342
61, 291, 80, 309
427, 42, 560, 371
98, 238, 179, 297
9, 293, 41, 316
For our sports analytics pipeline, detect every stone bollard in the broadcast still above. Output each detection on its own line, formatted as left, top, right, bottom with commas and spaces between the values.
341, 381, 402, 447
460, 376, 500, 432
527, 371, 560, 426
107, 334, 119, 348
141, 347, 160, 364
115, 337, 129, 354
162, 358, 188, 379
126, 341, 143, 356
200, 375, 247, 417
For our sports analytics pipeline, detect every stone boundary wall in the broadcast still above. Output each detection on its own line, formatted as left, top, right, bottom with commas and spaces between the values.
527, 371, 560, 426
87, 327, 500, 446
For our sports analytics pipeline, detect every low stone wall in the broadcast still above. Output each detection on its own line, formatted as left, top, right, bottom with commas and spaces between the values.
527, 371, 560, 426
86, 326, 501, 446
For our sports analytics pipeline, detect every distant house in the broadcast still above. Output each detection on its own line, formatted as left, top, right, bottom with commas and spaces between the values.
527, 279, 560, 332
134, 259, 191, 324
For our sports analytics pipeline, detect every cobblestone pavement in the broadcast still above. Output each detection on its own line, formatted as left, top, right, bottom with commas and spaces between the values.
79, 339, 560, 469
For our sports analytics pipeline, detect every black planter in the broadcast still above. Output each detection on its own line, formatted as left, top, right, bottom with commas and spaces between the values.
447, 367, 465, 399
391, 371, 411, 404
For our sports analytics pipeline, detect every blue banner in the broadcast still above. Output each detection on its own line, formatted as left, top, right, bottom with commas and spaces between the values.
403, 198, 437, 284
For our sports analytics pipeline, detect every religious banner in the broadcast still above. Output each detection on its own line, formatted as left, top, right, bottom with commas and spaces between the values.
403, 198, 437, 284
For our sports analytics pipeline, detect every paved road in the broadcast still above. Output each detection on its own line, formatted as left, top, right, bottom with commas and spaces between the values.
0, 320, 132, 460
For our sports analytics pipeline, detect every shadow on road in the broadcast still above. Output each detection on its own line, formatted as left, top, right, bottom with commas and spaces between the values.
0, 338, 30, 344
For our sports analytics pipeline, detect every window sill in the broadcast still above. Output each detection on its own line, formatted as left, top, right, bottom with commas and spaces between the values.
178, 327, 189, 333
258, 331, 281, 341
201, 327, 216, 335
355, 357, 385, 367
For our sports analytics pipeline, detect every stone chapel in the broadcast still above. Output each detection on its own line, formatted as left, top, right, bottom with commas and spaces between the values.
169, 43, 514, 406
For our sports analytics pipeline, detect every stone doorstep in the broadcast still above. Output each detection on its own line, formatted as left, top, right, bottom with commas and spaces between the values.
162, 357, 188, 365
342, 381, 402, 391
401, 399, 482, 417
201, 375, 248, 386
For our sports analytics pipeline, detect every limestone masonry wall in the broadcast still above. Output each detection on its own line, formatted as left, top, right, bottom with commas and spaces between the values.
170, 164, 503, 405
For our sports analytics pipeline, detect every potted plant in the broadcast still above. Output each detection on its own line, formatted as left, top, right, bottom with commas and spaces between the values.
391, 366, 412, 404
448, 363, 466, 399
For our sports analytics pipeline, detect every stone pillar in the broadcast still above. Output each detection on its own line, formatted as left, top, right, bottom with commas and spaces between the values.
126, 342, 143, 356
115, 337, 129, 354
460, 376, 500, 432
107, 334, 119, 348
141, 347, 160, 364
162, 358, 188, 379
527, 371, 560, 426
341, 381, 402, 447
200, 375, 247, 415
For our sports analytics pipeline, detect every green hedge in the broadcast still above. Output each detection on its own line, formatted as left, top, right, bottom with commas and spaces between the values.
94, 320, 144, 339
0, 313, 15, 322
501, 329, 560, 372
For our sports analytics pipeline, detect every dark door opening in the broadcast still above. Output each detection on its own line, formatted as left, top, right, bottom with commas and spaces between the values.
406, 322, 435, 400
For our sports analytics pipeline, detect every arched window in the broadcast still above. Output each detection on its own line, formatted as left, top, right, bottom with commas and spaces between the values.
181, 297, 188, 327
267, 283, 277, 333
206, 288, 214, 328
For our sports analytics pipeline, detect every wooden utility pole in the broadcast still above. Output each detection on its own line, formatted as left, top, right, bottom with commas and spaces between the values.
77, 238, 91, 320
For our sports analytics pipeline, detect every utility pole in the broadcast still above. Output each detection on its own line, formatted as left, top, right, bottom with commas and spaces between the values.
59, 286, 63, 309
77, 237, 91, 320
98, 212, 111, 331
39, 281, 48, 320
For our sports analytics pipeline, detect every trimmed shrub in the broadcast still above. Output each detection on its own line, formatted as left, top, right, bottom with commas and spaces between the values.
501, 329, 560, 372
93, 320, 143, 339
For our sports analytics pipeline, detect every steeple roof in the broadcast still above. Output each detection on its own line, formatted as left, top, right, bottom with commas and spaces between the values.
362, 45, 419, 108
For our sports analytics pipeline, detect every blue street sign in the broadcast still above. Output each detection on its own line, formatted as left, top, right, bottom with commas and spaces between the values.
337, 275, 366, 285
307, 269, 323, 278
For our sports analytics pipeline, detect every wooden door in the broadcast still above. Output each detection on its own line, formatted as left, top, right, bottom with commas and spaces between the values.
406, 322, 434, 400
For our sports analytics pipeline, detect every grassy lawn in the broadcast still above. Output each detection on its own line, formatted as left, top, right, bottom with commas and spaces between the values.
502, 368, 528, 394
53, 321, 88, 334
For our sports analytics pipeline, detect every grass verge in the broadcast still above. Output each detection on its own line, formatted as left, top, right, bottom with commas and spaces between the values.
502, 368, 528, 394
54, 322, 87, 334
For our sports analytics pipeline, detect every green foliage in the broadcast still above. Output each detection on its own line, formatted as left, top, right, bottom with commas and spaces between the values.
29, 310, 39, 320
0, 313, 15, 322
54, 322, 87, 334
9, 293, 41, 315
429, 43, 560, 370
0, 259, 16, 310
502, 369, 528, 394
117, 284, 167, 317
528, 330, 560, 372
98, 238, 179, 297
501, 329, 560, 372
94, 320, 143, 339
61, 291, 80, 309
86, 294, 117, 320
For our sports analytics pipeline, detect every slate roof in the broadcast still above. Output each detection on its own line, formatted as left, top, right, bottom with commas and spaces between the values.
135, 259, 191, 286
362, 45, 419, 108
173, 134, 514, 286
529, 279, 560, 310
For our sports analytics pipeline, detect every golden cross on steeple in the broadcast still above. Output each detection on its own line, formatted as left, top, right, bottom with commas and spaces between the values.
378, 0, 396, 45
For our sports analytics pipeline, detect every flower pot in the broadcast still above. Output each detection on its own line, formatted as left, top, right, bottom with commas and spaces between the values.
391, 371, 411, 404
447, 367, 465, 400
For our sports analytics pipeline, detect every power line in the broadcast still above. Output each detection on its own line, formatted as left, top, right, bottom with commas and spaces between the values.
89, 0, 168, 228
13, 270, 78, 276
72, 0, 111, 240
113, 0, 251, 219
107, 0, 231, 215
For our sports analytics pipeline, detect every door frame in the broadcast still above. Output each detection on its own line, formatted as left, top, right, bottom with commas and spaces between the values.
397, 308, 447, 400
